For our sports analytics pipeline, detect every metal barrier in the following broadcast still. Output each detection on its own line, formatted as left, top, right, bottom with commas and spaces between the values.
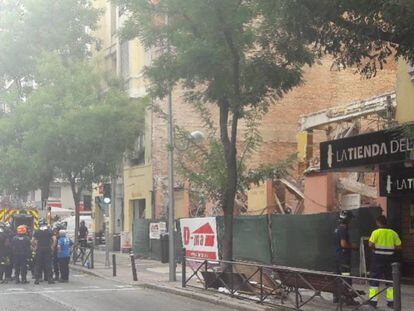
72, 244, 94, 269
182, 249, 401, 311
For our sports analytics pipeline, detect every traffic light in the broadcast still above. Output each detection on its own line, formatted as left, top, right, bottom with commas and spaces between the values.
103, 183, 111, 204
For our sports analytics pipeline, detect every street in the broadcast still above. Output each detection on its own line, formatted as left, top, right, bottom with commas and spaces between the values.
0, 272, 234, 311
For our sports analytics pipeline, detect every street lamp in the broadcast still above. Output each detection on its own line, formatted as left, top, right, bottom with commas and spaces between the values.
167, 99, 205, 281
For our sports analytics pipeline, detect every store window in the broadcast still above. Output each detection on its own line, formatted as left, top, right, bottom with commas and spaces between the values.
49, 184, 61, 198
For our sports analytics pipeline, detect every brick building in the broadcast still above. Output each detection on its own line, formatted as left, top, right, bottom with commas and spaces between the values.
91, 2, 397, 246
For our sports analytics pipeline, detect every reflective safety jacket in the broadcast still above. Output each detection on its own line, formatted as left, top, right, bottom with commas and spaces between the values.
369, 228, 401, 256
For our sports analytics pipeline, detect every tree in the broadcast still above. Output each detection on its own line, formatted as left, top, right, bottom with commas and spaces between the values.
6, 55, 145, 238
0, 0, 100, 97
261, 0, 414, 77
116, 0, 315, 261
0, 0, 101, 207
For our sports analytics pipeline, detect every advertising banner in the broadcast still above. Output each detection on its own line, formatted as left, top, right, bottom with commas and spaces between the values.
149, 222, 167, 239
180, 217, 218, 260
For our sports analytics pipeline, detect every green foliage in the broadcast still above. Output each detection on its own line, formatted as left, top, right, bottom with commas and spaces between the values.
261, 0, 414, 77
0, 55, 145, 198
115, 0, 313, 110
0, 0, 101, 96
115, 0, 312, 208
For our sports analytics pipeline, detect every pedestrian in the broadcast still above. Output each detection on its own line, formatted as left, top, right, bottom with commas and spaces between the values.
57, 230, 73, 283
32, 219, 55, 285
78, 220, 88, 247
11, 225, 31, 284
333, 210, 359, 305
368, 215, 401, 309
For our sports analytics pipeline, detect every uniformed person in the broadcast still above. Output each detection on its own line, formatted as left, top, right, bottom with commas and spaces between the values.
333, 210, 359, 305
0, 223, 11, 283
368, 215, 401, 309
32, 219, 55, 285
12, 225, 31, 284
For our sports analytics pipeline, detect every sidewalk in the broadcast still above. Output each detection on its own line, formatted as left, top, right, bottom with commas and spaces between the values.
70, 250, 267, 311
70, 250, 414, 311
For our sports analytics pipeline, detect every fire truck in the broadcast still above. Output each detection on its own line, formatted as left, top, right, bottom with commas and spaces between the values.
0, 208, 39, 232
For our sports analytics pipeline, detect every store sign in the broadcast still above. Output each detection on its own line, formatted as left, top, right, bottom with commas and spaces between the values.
180, 217, 218, 260
320, 128, 413, 171
380, 167, 414, 197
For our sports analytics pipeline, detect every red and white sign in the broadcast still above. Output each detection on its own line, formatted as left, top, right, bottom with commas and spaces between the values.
180, 217, 218, 260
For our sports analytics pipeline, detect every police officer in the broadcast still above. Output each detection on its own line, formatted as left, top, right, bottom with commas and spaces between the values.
333, 210, 359, 305
12, 225, 31, 284
32, 219, 55, 285
368, 215, 401, 309
0, 223, 11, 283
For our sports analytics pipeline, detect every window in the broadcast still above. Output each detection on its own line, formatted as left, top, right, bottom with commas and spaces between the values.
83, 195, 92, 211
108, 52, 117, 75
120, 41, 129, 79
133, 199, 146, 220
129, 134, 145, 166
49, 184, 61, 198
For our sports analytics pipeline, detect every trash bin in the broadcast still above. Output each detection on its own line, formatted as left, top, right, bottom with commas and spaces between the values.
113, 234, 121, 252
160, 233, 169, 263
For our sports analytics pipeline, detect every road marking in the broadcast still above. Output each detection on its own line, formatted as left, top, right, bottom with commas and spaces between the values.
80, 285, 100, 289
72, 274, 85, 277
6, 288, 25, 291
0, 287, 137, 295
115, 285, 132, 288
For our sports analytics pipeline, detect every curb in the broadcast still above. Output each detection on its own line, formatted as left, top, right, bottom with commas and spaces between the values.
69, 264, 288, 311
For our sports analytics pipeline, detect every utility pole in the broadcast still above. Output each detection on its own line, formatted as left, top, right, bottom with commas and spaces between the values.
167, 89, 176, 282
110, 175, 116, 250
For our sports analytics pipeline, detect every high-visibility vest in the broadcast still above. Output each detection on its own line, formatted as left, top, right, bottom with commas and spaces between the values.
369, 228, 401, 255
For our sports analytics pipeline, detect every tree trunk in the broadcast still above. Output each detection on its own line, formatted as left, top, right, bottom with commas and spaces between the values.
40, 181, 50, 212
219, 100, 238, 262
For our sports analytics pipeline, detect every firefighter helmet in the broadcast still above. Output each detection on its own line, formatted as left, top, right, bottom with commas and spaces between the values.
17, 225, 27, 235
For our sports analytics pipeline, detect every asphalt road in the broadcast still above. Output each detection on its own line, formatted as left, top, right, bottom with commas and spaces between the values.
0, 272, 234, 311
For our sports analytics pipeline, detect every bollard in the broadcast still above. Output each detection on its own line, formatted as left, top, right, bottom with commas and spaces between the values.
91, 248, 94, 269
112, 254, 117, 277
130, 253, 138, 281
182, 248, 186, 288
392, 263, 401, 311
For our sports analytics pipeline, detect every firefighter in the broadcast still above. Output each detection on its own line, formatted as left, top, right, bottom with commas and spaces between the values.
333, 210, 359, 305
32, 219, 55, 285
368, 215, 401, 309
12, 225, 31, 284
